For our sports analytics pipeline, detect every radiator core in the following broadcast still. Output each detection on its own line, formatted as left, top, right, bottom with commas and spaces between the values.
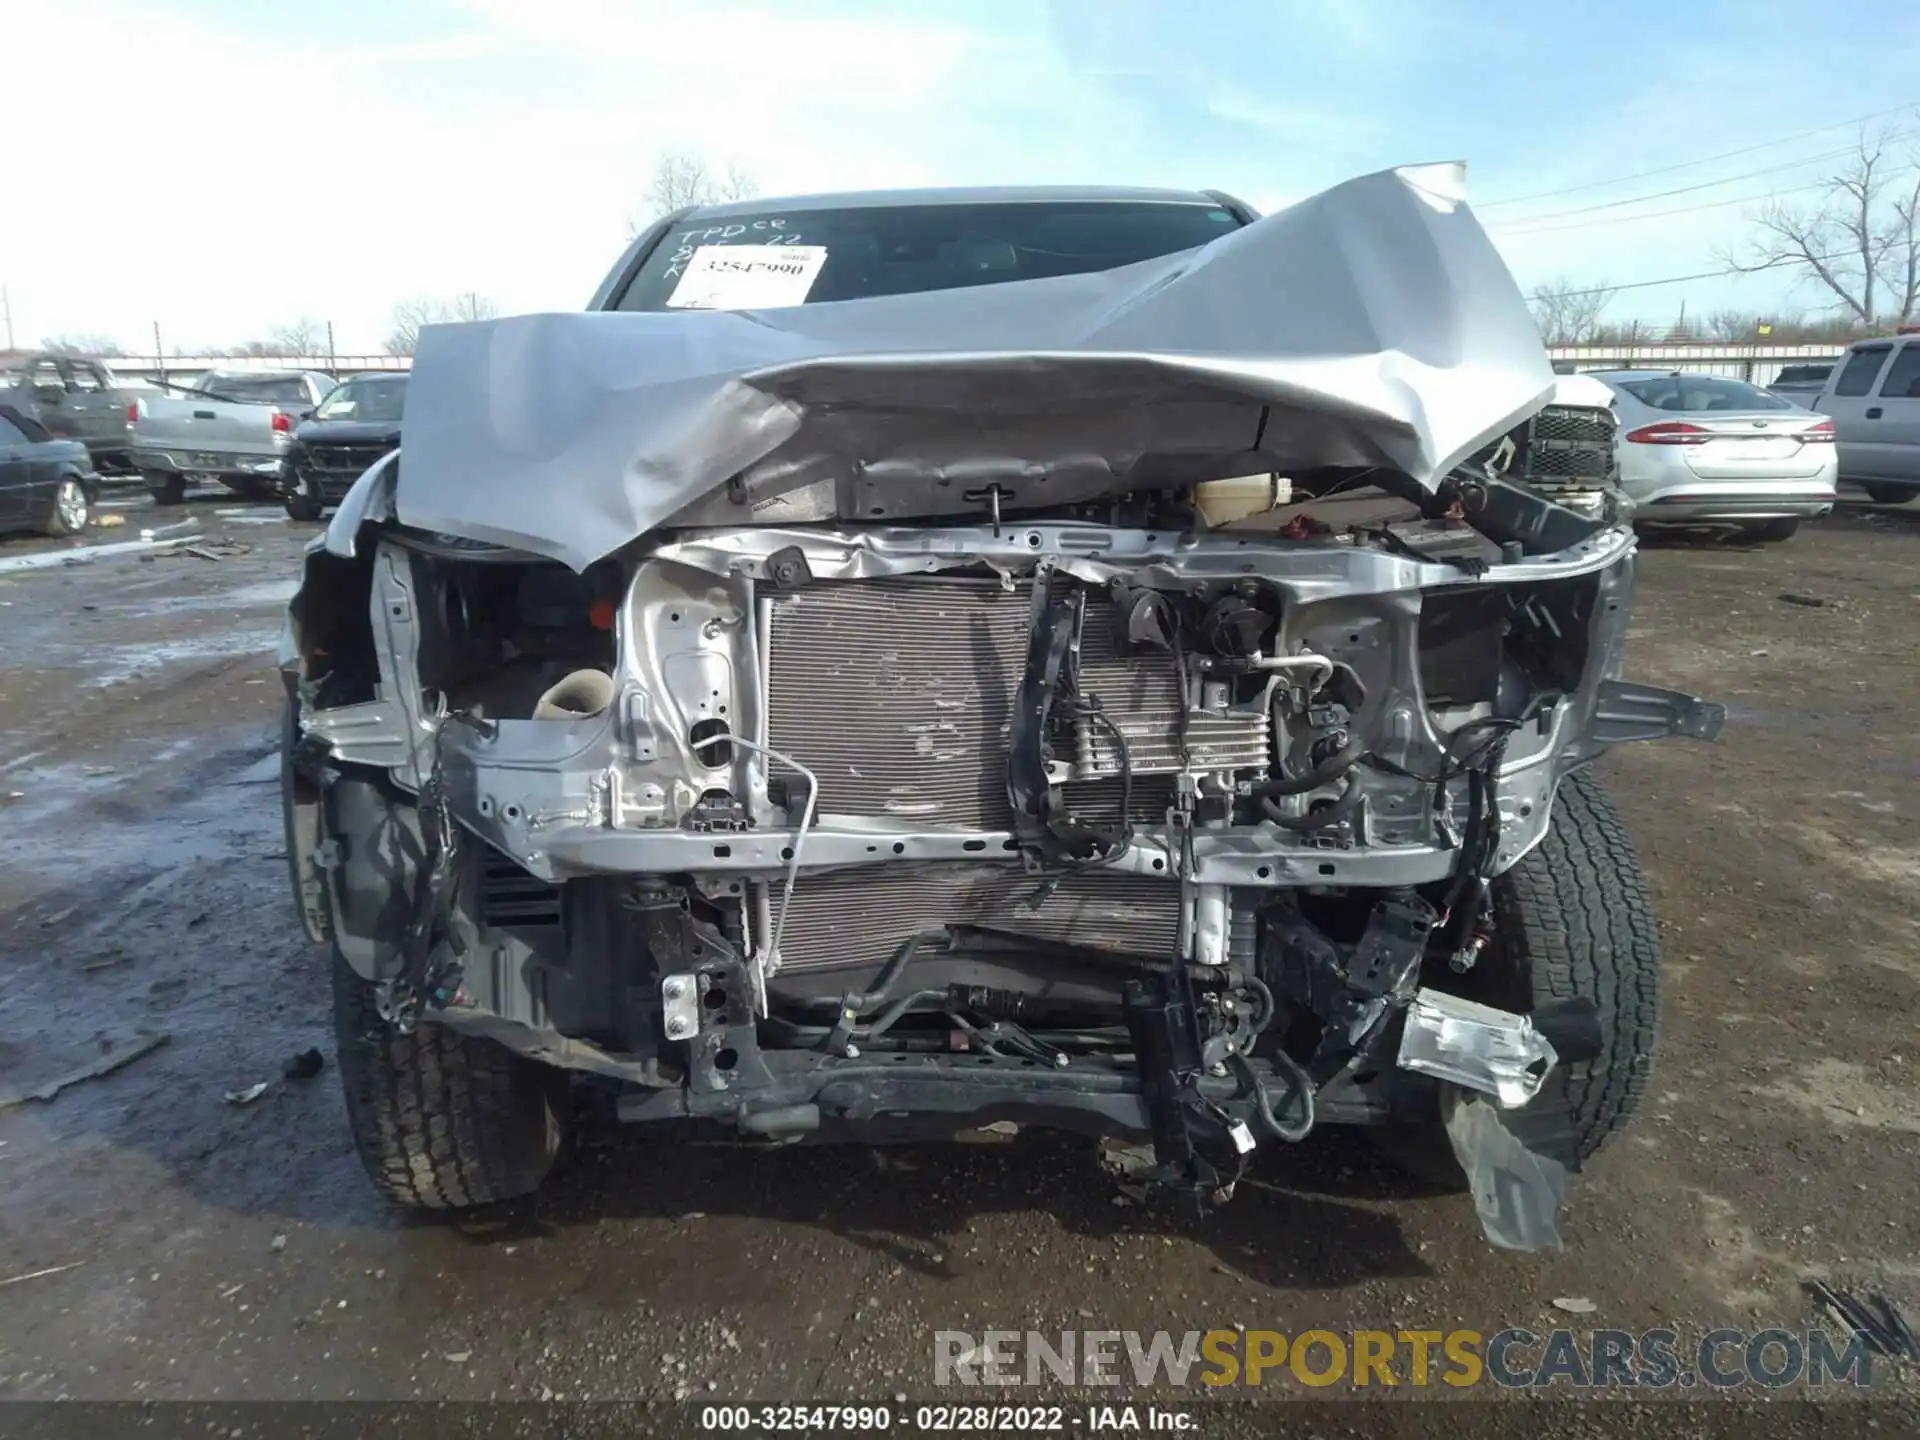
760, 575, 1264, 974
772, 864, 1182, 975
764, 577, 1268, 828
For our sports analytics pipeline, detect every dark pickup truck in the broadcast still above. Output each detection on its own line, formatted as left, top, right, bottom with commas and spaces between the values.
0, 351, 138, 472
280, 372, 408, 521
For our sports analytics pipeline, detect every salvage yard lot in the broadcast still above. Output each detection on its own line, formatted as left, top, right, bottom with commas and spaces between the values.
0, 492, 1916, 1417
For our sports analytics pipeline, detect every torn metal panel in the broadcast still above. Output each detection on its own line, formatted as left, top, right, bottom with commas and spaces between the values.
1397, 989, 1558, 1107
394, 164, 1556, 571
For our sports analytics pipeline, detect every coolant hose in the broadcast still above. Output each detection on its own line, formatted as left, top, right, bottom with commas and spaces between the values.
1259, 772, 1365, 831
1233, 1048, 1316, 1142
1249, 729, 1364, 798
823, 931, 947, 1055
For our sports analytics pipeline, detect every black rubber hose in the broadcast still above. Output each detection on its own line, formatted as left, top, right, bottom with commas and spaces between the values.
1259, 772, 1366, 831
841, 930, 946, 1014
1244, 975, 1277, 1037
822, 931, 947, 1054
863, 988, 948, 1038
1248, 730, 1363, 798
1232, 1049, 1315, 1142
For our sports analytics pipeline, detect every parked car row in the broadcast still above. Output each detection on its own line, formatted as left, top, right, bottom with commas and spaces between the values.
1586, 369, 1836, 542
130, 369, 409, 519
0, 357, 410, 538
9, 332, 1916, 543
131, 369, 339, 504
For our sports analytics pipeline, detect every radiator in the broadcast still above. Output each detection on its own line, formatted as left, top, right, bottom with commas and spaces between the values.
761, 575, 1268, 973
772, 864, 1182, 974
764, 577, 1268, 828
767, 578, 1027, 827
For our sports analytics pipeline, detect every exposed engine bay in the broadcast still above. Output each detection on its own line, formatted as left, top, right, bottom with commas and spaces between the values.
284, 459, 1720, 1250
280, 164, 1723, 1249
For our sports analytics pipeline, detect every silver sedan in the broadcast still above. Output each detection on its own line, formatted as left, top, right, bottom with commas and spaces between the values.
1591, 370, 1838, 541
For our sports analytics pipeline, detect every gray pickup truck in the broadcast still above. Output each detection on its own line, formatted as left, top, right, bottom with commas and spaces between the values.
0, 351, 140, 472
130, 370, 336, 504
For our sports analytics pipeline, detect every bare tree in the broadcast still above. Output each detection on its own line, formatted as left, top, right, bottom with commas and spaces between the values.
629, 150, 760, 233
1719, 126, 1920, 326
383, 293, 498, 356
268, 317, 326, 355
1703, 309, 1775, 341
1528, 276, 1618, 344
39, 332, 123, 356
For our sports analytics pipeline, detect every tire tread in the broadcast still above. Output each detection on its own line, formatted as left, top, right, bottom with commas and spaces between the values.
331, 951, 565, 1209
1494, 766, 1661, 1158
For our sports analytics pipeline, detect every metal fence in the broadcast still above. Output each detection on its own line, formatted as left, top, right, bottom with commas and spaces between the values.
100, 343, 1849, 388
1546, 343, 1844, 384
100, 354, 410, 385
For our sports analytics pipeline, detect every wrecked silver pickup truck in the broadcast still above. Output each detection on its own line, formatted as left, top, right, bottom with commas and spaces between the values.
280, 166, 1721, 1251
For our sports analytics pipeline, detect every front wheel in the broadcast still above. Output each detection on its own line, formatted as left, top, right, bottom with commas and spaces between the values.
1374, 768, 1661, 1182
1863, 484, 1915, 505
333, 949, 571, 1209
1741, 517, 1800, 542
285, 492, 324, 522
44, 477, 91, 536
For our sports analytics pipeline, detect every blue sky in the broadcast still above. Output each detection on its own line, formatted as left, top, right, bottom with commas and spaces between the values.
4, 0, 1918, 352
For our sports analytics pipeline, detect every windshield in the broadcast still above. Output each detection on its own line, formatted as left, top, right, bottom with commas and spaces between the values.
1614, 374, 1792, 413
200, 374, 314, 406
315, 375, 408, 423
615, 200, 1244, 311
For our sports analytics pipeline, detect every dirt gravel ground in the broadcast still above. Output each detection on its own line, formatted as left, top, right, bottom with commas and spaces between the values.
1, 488, 1916, 1434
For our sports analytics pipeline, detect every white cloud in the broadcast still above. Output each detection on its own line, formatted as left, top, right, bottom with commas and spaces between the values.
5, 0, 1901, 352
0, 0, 1095, 352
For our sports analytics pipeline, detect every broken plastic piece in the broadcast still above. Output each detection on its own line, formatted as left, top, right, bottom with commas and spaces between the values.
1398, 988, 1557, 1107
1444, 1088, 1570, 1252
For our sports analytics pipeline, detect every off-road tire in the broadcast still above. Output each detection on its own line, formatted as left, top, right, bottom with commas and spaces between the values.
1374, 767, 1660, 1182
144, 469, 186, 505
1741, 518, 1800, 542
1863, 484, 1915, 505
332, 951, 570, 1209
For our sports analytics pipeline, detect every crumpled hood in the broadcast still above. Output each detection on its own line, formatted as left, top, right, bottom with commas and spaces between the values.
396, 162, 1555, 571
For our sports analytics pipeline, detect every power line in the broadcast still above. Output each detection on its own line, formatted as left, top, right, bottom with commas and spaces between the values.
1491, 180, 1829, 237
1477, 98, 1920, 208
1488, 142, 1876, 225
1522, 247, 1859, 302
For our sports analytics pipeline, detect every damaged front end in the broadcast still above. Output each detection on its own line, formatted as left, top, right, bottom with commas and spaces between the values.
280, 165, 1723, 1249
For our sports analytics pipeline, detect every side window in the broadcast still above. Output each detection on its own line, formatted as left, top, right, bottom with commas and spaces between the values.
1874, 343, 1920, 400
65, 362, 104, 393
0, 415, 25, 444
1833, 347, 1891, 397
27, 358, 64, 396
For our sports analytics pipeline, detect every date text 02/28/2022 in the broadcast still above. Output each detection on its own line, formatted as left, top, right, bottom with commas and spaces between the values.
701, 1404, 1180, 1431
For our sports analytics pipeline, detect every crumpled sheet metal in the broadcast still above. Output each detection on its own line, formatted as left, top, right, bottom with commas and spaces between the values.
396, 162, 1556, 572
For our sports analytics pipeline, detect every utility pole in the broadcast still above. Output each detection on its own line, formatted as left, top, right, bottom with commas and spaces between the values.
2, 285, 13, 349
154, 321, 167, 387
326, 319, 336, 375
